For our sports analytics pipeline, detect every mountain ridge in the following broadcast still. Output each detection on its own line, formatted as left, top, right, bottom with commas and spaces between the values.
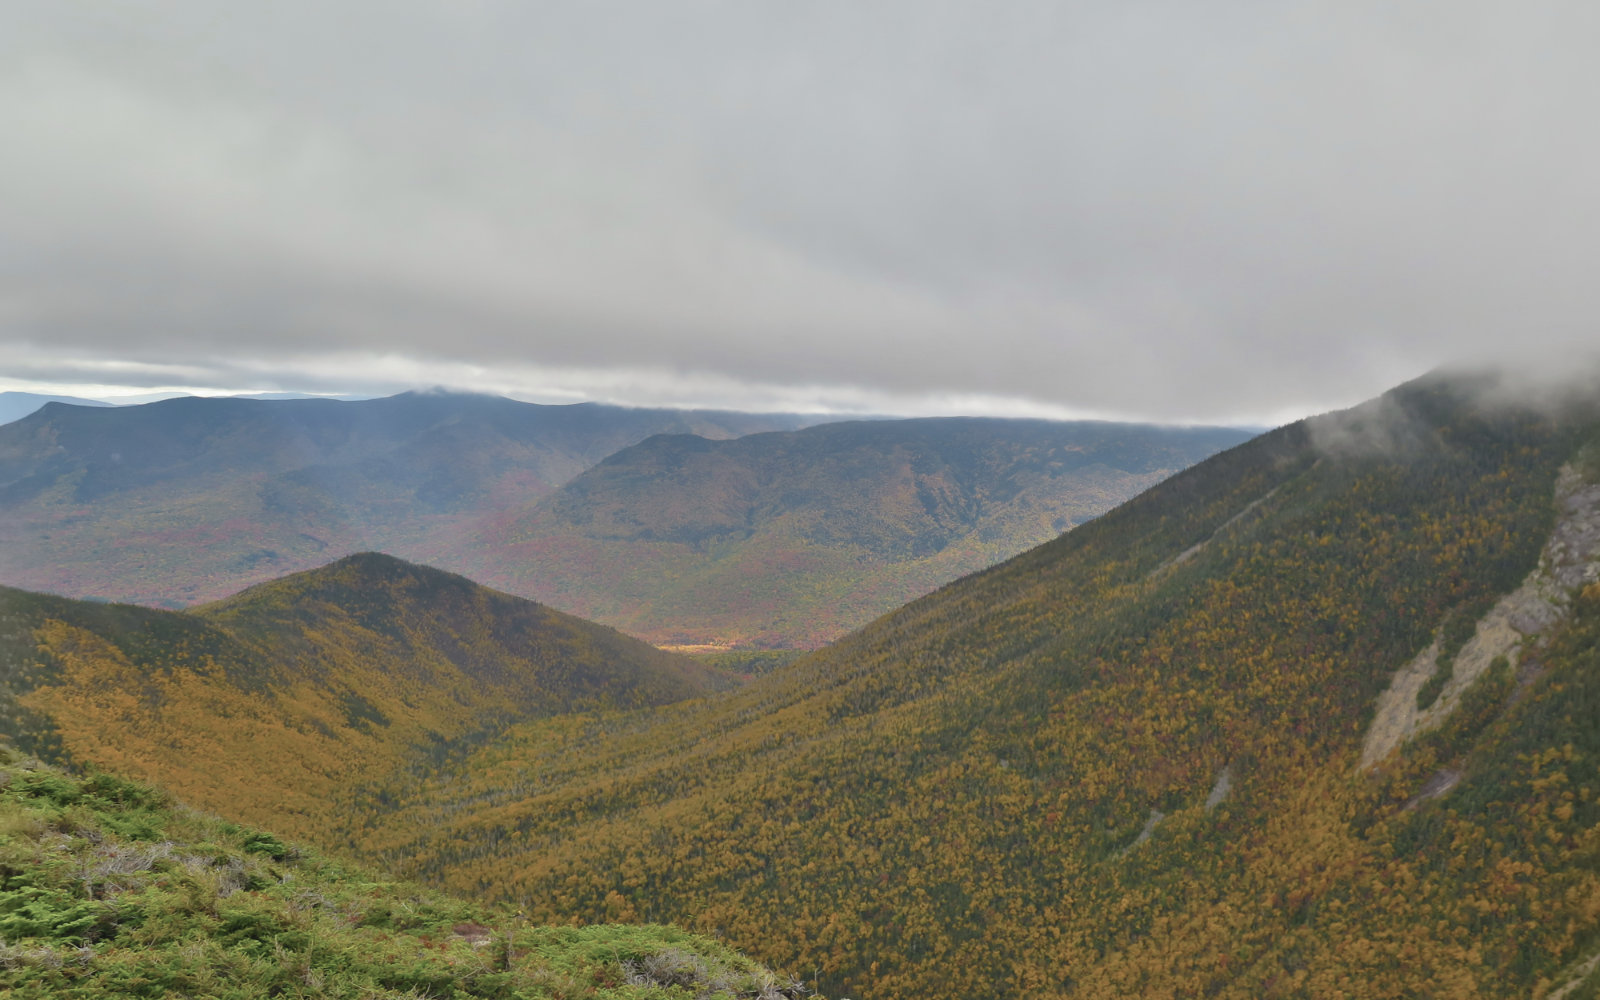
0, 551, 721, 841
0, 393, 1248, 648
0, 390, 114, 426
443, 416, 1253, 646
320, 372, 1600, 998
0, 390, 816, 607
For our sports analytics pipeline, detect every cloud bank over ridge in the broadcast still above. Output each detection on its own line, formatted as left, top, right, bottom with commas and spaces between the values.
3, 3, 1598, 422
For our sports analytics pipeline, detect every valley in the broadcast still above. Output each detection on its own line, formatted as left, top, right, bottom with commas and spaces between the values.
0, 394, 1247, 647
321, 374, 1600, 998
9, 5, 1589, 996
439, 417, 1251, 646
3, 371, 1599, 998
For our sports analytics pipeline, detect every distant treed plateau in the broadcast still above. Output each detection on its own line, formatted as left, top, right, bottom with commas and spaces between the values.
3, 372, 1600, 999
0, 392, 1248, 647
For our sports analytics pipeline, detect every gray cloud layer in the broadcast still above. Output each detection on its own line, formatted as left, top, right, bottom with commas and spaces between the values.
3, 2, 1598, 421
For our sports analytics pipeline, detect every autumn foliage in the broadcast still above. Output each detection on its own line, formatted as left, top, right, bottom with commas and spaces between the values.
3, 374, 1600, 998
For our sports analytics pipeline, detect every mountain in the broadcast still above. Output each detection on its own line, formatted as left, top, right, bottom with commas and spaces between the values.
0, 553, 721, 841
0, 392, 1248, 647
224, 391, 375, 400
439, 418, 1253, 647
0, 391, 814, 607
0, 390, 112, 425
301, 372, 1600, 998
0, 752, 810, 999
10, 371, 1600, 998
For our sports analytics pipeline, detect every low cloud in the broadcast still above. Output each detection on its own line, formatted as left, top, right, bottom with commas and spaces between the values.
3, 3, 1598, 423
1305, 392, 1441, 459
1306, 356, 1600, 459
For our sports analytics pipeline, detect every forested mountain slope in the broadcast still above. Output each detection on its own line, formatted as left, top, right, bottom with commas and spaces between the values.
0, 391, 809, 607
442, 418, 1251, 646
329, 373, 1600, 999
0, 553, 719, 841
0, 752, 811, 999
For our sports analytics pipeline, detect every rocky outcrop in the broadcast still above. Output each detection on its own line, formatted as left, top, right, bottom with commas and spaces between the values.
1360, 464, 1600, 769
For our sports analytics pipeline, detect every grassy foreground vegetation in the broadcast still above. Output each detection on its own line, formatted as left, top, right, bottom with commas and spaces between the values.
0, 750, 811, 999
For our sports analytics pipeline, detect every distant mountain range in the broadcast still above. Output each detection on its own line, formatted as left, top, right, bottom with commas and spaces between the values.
441, 418, 1252, 646
0, 390, 113, 425
0, 391, 1248, 646
0, 391, 813, 608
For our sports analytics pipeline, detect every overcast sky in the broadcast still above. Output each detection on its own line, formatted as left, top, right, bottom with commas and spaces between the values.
3, 2, 1598, 424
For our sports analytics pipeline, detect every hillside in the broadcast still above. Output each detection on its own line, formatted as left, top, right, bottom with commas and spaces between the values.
0, 553, 719, 841
442, 418, 1251, 646
0, 391, 810, 607
8, 372, 1600, 997
312, 373, 1600, 999
0, 751, 812, 999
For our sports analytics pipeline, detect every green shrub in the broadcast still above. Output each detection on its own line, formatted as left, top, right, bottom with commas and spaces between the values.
0, 757, 809, 998
240, 832, 289, 860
